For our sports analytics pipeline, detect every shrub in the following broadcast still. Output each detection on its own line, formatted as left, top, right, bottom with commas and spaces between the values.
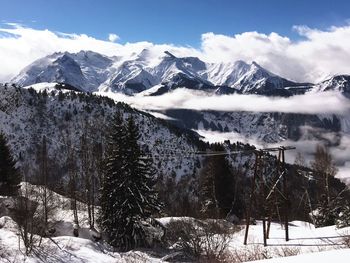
165, 218, 237, 262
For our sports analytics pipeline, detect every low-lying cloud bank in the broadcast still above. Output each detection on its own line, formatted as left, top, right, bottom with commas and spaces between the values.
98, 89, 350, 115
1, 22, 350, 83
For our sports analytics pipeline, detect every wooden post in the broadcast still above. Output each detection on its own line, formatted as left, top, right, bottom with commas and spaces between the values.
266, 212, 272, 239
262, 217, 267, 246
281, 148, 289, 241
260, 155, 267, 244
244, 152, 260, 245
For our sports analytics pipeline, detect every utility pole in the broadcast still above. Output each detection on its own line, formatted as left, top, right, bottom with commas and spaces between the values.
243, 146, 294, 246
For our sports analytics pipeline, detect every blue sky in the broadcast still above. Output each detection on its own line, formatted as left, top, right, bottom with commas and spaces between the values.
1, 0, 349, 46
1, 0, 350, 83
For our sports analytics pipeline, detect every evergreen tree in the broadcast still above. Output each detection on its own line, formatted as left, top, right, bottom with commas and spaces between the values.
0, 132, 21, 196
99, 111, 127, 247
99, 114, 161, 250
200, 157, 219, 218
199, 144, 236, 218
121, 116, 161, 249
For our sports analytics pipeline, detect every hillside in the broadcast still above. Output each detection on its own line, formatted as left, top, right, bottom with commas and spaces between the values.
0, 83, 202, 185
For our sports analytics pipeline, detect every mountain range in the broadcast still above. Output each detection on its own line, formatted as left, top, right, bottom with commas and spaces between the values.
14, 49, 350, 97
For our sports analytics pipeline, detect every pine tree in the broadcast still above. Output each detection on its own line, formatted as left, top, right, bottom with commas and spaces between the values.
99, 113, 161, 251
199, 144, 235, 218
99, 111, 128, 247
0, 132, 21, 196
200, 157, 219, 218
122, 116, 161, 248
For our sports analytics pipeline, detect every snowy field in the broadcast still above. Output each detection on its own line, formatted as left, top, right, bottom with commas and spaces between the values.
251, 249, 350, 263
1, 184, 350, 262
0, 216, 165, 263
2, 216, 350, 262
228, 220, 350, 262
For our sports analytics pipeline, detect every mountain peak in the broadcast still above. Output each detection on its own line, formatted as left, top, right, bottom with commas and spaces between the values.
164, 51, 176, 59
234, 60, 249, 67
251, 61, 261, 68
136, 48, 153, 61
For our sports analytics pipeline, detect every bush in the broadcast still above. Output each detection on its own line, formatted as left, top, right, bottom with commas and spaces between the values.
165, 218, 237, 262
337, 204, 350, 228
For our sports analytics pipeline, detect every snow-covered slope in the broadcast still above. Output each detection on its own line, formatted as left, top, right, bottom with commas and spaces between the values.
0, 183, 165, 263
204, 60, 250, 86
0, 83, 201, 184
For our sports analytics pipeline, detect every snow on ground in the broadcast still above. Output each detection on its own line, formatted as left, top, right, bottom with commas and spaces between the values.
2, 216, 350, 263
22, 82, 59, 92
2, 184, 350, 262
158, 217, 350, 261
233, 220, 350, 249
228, 220, 350, 262
0, 216, 163, 263
250, 249, 350, 263
0, 183, 166, 263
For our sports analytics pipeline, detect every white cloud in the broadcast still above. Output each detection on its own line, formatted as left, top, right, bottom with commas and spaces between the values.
1, 22, 350, 83
108, 33, 119, 42
97, 88, 350, 115
200, 25, 350, 83
195, 129, 265, 147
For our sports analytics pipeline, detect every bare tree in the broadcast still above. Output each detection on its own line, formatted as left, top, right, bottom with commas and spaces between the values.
80, 132, 94, 229
13, 182, 39, 255
80, 121, 105, 230
38, 135, 49, 232
62, 132, 80, 236
294, 152, 306, 168
310, 144, 337, 205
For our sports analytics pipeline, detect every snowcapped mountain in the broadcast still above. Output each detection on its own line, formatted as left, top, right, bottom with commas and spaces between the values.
12, 50, 310, 96
311, 75, 350, 95
99, 50, 214, 95
229, 62, 311, 95
13, 51, 115, 92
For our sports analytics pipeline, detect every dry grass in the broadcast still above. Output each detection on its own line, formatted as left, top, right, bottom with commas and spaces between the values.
217, 245, 301, 263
